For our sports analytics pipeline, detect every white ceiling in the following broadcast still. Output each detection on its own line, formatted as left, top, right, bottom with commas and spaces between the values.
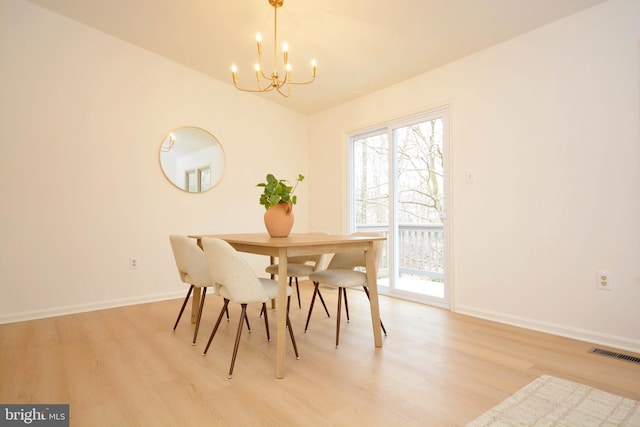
27, 0, 606, 115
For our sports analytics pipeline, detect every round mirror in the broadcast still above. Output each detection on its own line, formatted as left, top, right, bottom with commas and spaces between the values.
159, 127, 225, 192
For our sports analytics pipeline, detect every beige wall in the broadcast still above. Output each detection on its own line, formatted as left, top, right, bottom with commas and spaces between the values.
308, 0, 640, 352
0, 0, 310, 321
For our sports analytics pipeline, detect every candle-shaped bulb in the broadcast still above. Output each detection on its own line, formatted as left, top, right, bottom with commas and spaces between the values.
283, 42, 289, 65
311, 59, 317, 78
231, 64, 238, 83
286, 63, 292, 80
256, 33, 262, 55
254, 64, 261, 82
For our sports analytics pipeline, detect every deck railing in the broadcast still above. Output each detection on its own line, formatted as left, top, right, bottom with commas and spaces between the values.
356, 224, 444, 280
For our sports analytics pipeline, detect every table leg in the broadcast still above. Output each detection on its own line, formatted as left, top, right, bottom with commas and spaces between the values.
364, 242, 383, 347
276, 248, 288, 378
191, 287, 201, 323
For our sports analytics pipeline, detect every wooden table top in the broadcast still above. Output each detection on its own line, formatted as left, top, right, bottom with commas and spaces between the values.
188, 232, 385, 250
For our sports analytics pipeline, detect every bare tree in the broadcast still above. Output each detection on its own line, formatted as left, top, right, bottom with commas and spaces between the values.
396, 119, 444, 223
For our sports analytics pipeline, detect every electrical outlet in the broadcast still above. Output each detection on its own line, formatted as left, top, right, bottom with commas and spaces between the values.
596, 272, 611, 290
129, 257, 139, 270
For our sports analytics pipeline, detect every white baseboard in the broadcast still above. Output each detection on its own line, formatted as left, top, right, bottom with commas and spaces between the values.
0, 291, 185, 325
454, 305, 640, 354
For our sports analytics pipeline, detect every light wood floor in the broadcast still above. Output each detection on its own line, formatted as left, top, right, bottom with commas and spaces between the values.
2, 282, 639, 426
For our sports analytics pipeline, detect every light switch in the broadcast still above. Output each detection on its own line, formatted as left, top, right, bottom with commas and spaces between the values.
465, 171, 474, 184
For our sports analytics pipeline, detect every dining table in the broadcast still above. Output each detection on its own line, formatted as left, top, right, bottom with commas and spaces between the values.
188, 232, 386, 378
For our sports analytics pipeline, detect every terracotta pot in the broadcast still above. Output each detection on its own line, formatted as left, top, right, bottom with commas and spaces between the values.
264, 202, 294, 237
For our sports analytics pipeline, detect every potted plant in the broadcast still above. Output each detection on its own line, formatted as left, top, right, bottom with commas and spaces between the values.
257, 173, 304, 237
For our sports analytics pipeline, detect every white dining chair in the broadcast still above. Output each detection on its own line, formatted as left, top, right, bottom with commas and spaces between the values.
169, 234, 223, 345
201, 237, 300, 379
264, 232, 331, 316
305, 232, 387, 348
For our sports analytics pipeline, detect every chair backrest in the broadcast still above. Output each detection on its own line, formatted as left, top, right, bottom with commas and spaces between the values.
326, 232, 385, 271
169, 234, 211, 287
201, 238, 269, 303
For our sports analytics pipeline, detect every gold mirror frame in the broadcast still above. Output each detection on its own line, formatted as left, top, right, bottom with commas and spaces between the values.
159, 126, 225, 192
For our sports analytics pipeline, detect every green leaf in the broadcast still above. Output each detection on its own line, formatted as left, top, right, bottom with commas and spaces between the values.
257, 173, 304, 208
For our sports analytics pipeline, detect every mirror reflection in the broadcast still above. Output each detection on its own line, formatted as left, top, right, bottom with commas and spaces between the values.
159, 127, 225, 192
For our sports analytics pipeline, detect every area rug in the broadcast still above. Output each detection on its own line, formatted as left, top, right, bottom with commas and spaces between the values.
466, 375, 640, 426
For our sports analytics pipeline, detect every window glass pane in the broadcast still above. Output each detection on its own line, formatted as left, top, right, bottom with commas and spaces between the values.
353, 133, 389, 226
395, 119, 445, 297
199, 167, 211, 192
186, 170, 197, 192
395, 119, 444, 224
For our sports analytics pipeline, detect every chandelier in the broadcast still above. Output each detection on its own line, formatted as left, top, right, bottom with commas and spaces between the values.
231, 0, 316, 97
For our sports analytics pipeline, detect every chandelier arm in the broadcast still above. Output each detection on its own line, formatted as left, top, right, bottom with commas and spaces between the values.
257, 51, 271, 81
233, 83, 276, 94
276, 84, 291, 97
283, 76, 316, 85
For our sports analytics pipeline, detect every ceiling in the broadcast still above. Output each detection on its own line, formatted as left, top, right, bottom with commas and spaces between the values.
27, 0, 606, 115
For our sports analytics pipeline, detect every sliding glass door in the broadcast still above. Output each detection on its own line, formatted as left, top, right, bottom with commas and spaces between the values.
348, 108, 449, 308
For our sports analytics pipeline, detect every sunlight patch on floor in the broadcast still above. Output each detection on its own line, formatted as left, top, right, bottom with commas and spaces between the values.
378, 276, 444, 298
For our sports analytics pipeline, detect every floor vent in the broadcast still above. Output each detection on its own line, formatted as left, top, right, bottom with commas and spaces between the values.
589, 347, 640, 365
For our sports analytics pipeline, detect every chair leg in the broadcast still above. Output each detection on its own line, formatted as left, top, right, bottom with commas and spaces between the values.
304, 282, 320, 332
317, 288, 331, 318
294, 277, 301, 309
336, 286, 343, 348
262, 303, 270, 341
286, 311, 300, 359
228, 304, 247, 379
203, 299, 230, 355
362, 286, 387, 335
343, 288, 350, 322
173, 285, 194, 331
192, 287, 207, 345
245, 312, 251, 332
